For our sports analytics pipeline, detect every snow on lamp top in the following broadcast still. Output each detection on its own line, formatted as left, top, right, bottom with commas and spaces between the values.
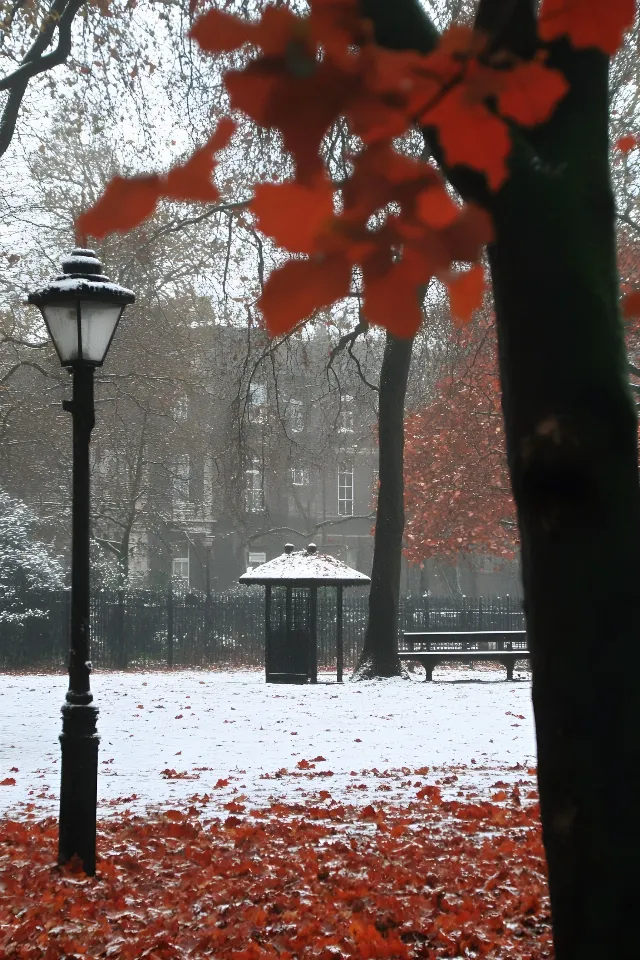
240, 542, 370, 586
27, 248, 135, 367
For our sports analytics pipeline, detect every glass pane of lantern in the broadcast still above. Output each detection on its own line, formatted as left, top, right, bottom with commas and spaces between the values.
41, 301, 79, 363
79, 301, 123, 364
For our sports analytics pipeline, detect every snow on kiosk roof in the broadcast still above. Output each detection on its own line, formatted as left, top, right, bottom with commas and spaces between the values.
239, 543, 370, 587
240, 544, 369, 683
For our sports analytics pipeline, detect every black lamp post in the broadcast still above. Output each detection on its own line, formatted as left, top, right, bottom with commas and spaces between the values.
28, 248, 135, 875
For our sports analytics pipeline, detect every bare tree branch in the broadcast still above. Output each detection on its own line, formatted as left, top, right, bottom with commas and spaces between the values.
0, 0, 86, 159
246, 512, 376, 545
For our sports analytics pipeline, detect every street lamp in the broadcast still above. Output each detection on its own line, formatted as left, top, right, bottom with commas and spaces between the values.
28, 248, 135, 875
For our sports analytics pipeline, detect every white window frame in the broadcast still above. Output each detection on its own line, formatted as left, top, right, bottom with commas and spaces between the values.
172, 556, 189, 584
250, 383, 267, 405
249, 383, 267, 424
338, 463, 354, 516
290, 465, 309, 486
288, 399, 304, 433
173, 394, 188, 421
245, 457, 265, 512
338, 395, 354, 433
172, 454, 190, 504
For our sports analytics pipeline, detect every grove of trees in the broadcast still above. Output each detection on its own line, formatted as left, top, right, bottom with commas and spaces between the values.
2, 0, 640, 954
74, 0, 640, 954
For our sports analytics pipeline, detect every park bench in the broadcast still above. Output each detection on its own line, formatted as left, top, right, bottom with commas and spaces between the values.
399, 630, 529, 681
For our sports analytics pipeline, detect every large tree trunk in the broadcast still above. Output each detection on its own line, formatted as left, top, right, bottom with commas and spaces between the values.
489, 48, 640, 958
352, 332, 413, 679
363, 0, 640, 953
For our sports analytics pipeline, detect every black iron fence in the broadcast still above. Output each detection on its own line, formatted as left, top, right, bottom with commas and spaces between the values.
0, 589, 524, 672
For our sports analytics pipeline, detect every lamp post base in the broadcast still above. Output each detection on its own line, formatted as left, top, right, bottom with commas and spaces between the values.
58, 702, 99, 875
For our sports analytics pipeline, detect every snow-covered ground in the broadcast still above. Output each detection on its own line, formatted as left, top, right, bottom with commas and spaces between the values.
0, 666, 536, 820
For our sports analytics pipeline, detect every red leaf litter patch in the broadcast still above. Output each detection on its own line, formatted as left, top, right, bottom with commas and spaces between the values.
0, 791, 552, 959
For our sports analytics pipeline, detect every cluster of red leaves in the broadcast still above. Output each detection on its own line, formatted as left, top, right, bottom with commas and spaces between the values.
79, 0, 615, 338
538, 0, 636, 54
76, 119, 236, 239
1, 790, 551, 959
403, 226, 640, 564
404, 312, 516, 564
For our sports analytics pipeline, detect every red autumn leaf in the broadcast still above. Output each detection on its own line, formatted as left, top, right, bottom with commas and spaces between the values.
623, 290, 640, 319
76, 175, 161, 240
250, 179, 335, 255
0, 777, 16, 786
164, 119, 235, 202
496, 60, 569, 127
440, 203, 494, 265
192, 6, 303, 58
617, 134, 638, 153
424, 87, 511, 190
259, 256, 352, 335
447, 265, 486, 325
227, 61, 355, 181
311, 755, 327, 762
224, 814, 242, 827
362, 257, 425, 338
416, 187, 459, 229
416, 785, 443, 803
189, 8, 257, 52
538, 0, 635, 54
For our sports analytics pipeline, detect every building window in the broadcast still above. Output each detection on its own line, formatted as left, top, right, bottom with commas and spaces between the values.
172, 455, 190, 503
338, 395, 354, 433
172, 556, 189, 584
173, 394, 188, 421
290, 465, 309, 486
248, 551, 266, 566
249, 382, 267, 423
288, 399, 303, 433
338, 463, 354, 516
245, 457, 265, 512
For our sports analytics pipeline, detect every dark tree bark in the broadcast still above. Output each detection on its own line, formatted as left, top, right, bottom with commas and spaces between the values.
488, 46, 640, 958
0, 0, 86, 160
363, 0, 640, 954
352, 332, 413, 679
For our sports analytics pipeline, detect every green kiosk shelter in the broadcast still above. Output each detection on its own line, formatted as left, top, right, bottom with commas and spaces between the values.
240, 543, 370, 683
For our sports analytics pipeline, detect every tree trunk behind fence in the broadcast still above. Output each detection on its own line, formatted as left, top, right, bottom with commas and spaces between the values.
352, 333, 413, 680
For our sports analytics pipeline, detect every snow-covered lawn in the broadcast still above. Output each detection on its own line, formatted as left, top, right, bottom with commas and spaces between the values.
0, 666, 536, 820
